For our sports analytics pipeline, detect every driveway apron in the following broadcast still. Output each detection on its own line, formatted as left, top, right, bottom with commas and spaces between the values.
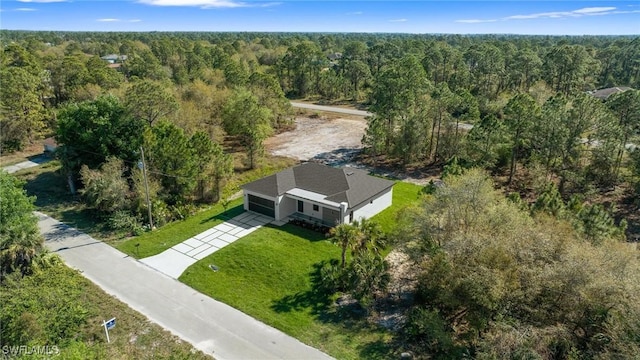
140, 212, 272, 279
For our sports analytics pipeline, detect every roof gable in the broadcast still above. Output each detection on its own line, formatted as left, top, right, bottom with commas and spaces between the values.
242, 163, 394, 207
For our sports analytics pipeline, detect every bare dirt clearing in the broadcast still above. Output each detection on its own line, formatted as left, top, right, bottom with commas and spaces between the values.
265, 116, 367, 165
265, 115, 437, 185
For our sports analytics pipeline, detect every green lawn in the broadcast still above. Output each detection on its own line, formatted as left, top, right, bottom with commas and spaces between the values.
372, 181, 424, 233
179, 181, 423, 359
115, 199, 244, 258
180, 224, 394, 360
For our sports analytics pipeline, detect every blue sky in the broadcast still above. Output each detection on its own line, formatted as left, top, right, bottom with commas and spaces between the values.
1, 1, 639, 34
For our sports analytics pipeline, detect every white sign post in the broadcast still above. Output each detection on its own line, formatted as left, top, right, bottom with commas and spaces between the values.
103, 317, 116, 343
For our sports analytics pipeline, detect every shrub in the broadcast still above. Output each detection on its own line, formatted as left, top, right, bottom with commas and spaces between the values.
109, 211, 143, 236
404, 307, 462, 358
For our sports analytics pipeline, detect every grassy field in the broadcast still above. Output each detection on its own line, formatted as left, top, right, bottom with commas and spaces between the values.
1, 263, 210, 360
179, 224, 394, 359
372, 181, 424, 233
179, 181, 423, 359
115, 200, 244, 258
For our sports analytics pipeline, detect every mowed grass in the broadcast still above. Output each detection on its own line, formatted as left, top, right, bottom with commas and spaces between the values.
180, 224, 394, 359
179, 181, 423, 359
371, 181, 424, 233
115, 201, 244, 258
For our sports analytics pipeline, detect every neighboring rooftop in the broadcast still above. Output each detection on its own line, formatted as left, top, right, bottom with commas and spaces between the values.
242, 162, 394, 208
100, 54, 128, 63
588, 86, 633, 100
327, 52, 343, 61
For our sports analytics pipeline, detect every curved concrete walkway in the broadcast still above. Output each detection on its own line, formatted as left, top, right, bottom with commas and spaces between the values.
140, 212, 272, 279
37, 212, 333, 360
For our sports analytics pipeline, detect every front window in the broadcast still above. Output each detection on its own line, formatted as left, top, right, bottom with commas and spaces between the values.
313, 204, 319, 211
297, 200, 304, 212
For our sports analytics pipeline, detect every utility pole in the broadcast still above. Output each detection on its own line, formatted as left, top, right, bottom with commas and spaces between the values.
140, 146, 154, 230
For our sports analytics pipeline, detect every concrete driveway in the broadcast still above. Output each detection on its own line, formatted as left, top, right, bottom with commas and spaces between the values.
37, 212, 333, 360
140, 212, 272, 279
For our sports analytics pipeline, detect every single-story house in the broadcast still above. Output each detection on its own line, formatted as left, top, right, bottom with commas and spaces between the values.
588, 86, 632, 100
100, 54, 128, 64
241, 162, 394, 226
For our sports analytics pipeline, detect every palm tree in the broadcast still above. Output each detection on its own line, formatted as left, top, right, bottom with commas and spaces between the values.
353, 218, 386, 256
0, 171, 44, 281
328, 223, 359, 268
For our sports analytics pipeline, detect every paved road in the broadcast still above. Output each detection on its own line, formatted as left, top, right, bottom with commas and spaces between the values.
291, 102, 473, 130
291, 102, 371, 117
3, 154, 51, 174
37, 212, 334, 360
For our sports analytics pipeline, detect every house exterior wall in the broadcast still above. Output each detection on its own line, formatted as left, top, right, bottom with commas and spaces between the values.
285, 195, 342, 225
295, 199, 323, 219
322, 207, 342, 226
277, 195, 297, 221
343, 187, 393, 224
309, 202, 323, 219
244, 186, 393, 225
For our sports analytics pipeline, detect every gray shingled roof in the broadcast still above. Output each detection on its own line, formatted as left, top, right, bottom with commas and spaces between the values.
242, 163, 394, 208
589, 86, 632, 100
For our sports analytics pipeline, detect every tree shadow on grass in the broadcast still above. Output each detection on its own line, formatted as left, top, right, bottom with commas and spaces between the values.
358, 339, 400, 360
199, 204, 245, 224
23, 170, 109, 235
271, 262, 333, 317
271, 261, 378, 327
26, 153, 53, 164
271, 261, 398, 358
23, 169, 69, 207
275, 223, 327, 242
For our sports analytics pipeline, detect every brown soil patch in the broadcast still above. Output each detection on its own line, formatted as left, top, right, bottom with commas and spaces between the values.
265, 116, 439, 185
373, 250, 419, 331
264, 116, 367, 162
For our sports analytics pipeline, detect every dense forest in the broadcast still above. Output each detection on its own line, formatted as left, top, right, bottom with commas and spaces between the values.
1, 30, 639, 358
